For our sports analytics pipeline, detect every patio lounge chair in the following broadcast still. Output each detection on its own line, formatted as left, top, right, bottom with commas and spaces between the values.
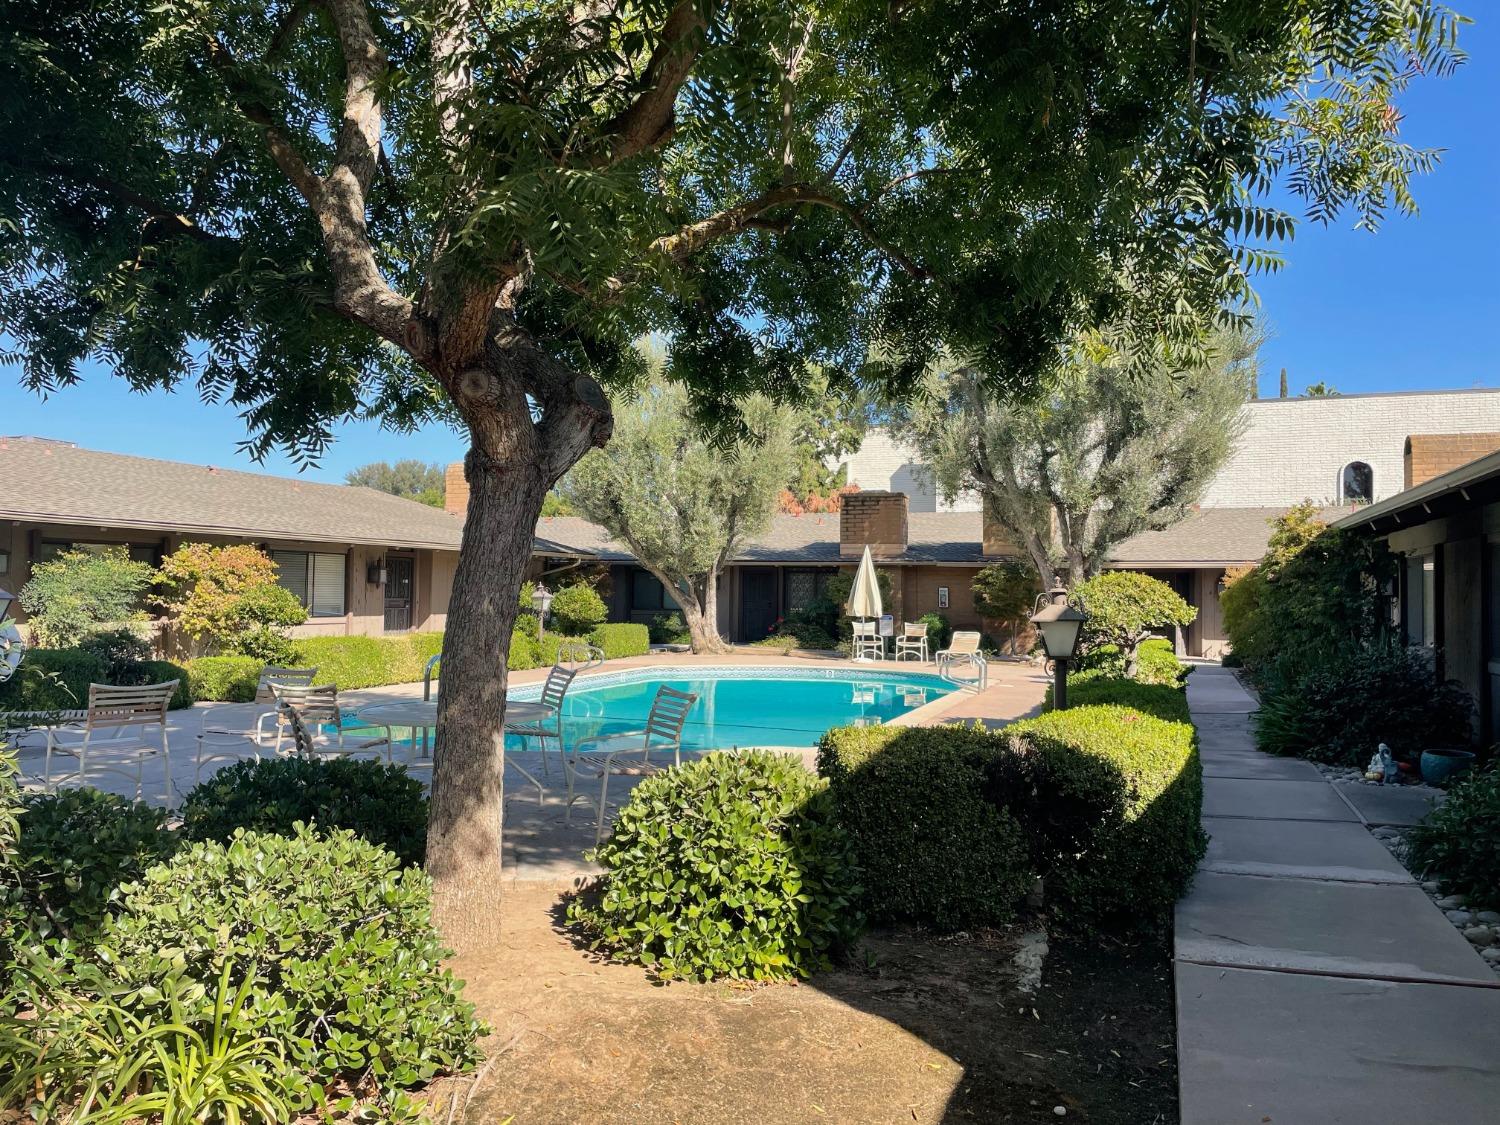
44, 680, 179, 806
936, 631, 983, 673
563, 685, 698, 843
504, 663, 577, 779
894, 621, 930, 662
270, 683, 394, 762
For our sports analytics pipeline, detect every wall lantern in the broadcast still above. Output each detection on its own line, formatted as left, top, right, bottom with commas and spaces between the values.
532, 583, 554, 638
367, 560, 388, 586
1030, 585, 1087, 710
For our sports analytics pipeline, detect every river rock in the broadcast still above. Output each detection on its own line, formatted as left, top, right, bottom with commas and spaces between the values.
1482, 948, 1500, 965
1476, 910, 1500, 925
1445, 910, 1475, 926
1436, 894, 1468, 910
1462, 926, 1495, 947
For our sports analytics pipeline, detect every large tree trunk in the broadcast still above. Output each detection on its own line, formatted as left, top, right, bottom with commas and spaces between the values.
426, 444, 549, 950
668, 570, 730, 655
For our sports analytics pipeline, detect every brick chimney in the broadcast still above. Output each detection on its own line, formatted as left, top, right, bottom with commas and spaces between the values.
1404, 434, 1500, 489
444, 462, 469, 517
981, 499, 1020, 558
839, 491, 908, 558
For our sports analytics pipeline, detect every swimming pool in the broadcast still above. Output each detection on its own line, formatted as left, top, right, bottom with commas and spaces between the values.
509, 666, 955, 751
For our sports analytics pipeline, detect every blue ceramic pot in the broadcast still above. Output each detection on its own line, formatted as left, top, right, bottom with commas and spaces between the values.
1420, 748, 1476, 786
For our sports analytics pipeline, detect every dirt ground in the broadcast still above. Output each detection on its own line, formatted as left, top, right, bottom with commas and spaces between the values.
433, 883, 1177, 1125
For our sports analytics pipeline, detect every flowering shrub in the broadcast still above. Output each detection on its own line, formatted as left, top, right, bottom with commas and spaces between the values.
154, 543, 306, 660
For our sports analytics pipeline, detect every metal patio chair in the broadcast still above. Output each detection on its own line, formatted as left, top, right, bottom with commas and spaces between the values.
270, 683, 394, 762
44, 680, 179, 806
894, 621, 930, 662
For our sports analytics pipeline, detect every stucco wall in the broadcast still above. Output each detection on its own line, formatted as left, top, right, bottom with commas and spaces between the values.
1200, 390, 1500, 508
837, 431, 982, 512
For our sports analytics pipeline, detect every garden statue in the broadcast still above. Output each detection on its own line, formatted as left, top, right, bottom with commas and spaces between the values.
1365, 743, 1398, 784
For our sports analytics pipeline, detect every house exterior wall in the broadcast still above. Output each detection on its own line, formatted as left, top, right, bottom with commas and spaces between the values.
837, 431, 982, 513
1199, 390, 1500, 508
0, 519, 457, 643
1406, 433, 1500, 489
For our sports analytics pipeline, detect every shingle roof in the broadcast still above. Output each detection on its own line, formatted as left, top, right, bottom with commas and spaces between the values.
0, 436, 469, 551
1106, 506, 1347, 567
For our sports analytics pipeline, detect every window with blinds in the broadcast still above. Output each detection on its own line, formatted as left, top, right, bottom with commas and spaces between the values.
271, 550, 346, 617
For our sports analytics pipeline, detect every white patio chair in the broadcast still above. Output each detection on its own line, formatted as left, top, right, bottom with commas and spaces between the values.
504, 663, 578, 779
937, 631, 983, 672
894, 621, 930, 662
851, 620, 885, 660
270, 683, 394, 762
194, 703, 266, 786
239, 666, 319, 751
44, 681, 179, 806
563, 685, 698, 843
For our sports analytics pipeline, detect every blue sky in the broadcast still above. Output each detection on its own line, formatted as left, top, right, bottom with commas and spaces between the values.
3, 13, 1496, 482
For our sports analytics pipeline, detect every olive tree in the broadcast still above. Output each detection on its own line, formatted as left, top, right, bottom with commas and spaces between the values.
0, 0, 1462, 947
566, 384, 798, 653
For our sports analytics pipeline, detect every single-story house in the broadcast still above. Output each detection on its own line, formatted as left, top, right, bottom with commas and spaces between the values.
1334, 446, 1500, 747
0, 436, 469, 639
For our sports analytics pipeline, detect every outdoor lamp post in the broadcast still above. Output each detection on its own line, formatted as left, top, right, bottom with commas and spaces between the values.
531, 583, 554, 639
1030, 585, 1086, 710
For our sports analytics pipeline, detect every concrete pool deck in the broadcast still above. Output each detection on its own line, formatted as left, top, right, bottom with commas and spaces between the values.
7, 649, 1049, 882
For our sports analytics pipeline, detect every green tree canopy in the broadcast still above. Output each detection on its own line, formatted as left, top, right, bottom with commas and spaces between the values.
565, 382, 799, 654
898, 328, 1257, 587
0, 0, 1464, 945
345, 460, 447, 507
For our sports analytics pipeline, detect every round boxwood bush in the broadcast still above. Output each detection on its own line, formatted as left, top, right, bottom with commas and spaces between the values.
7, 788, 176, 945
548, 582, 607, 636
568, 751, 863, 982
816, 724, 1034, 930
180, 756, 428, 866
85, 825, 482, 1103
1408, 766, 1500, 906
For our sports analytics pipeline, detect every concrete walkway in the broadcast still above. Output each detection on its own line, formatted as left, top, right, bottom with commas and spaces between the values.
1176, 666, 1500, 1125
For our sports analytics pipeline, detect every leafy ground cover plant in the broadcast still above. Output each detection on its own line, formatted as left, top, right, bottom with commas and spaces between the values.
64, 826, 483, 1108
569, 751, 863, 982
817, 724, 1033, 930
1408, 766, 1500, 904
179, 757, 428, 866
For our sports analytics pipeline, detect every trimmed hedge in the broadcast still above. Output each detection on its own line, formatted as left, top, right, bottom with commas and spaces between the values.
1075, 637, 1188, 686
0, 649, 190, 712
180, 757, 429, 866
817, 724, 1034, 930
589, 622, 650, 659
1001, 697, 1205, 933
569, 751, 862, 981
1048, 673, 1192, 724
184, 654, 263, 702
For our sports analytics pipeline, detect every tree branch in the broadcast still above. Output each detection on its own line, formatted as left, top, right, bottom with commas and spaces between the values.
24, 161, 230, 247
600, 0, 706, 164
432, 0, 474, 145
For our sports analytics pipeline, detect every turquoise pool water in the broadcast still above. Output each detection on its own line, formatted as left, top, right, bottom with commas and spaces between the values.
537, 668, 955, 751
347, 668, 954, 752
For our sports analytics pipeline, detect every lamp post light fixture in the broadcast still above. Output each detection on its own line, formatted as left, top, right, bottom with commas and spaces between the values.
531, 583, 554, 638
1030, 584, 1086, 710
0, 587, 13, 622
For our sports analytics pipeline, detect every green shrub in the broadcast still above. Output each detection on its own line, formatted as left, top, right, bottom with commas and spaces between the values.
9, 788, 176, 943
648, 611, 691, 645
1408, 766, 1500, 905
569, 751, 862, 981
1074, 572, 1195, 679
513, 608, 541, 641
75, 625, 153, 678
18, 546, 154, 648
186, 655, 264, 702
589, 622, 650, 659
1075, 637, 1187, 686
817, 724, 1034, 930
0, 649, 190, 712
180, 757, 428, 866
1253, 644, 1475, 765
549, 582, 607, 635
508, 628, 540, 670
77, 826, 483, 1104
919, 612, 953, 652
1001, 701, 1205, 933
1050, 665, 1192, 722
291, 631, 445, 689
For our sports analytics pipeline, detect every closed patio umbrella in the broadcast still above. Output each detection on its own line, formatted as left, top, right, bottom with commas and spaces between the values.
846, 546, 883, 661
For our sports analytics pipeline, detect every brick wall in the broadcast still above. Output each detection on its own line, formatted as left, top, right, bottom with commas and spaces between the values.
1198, 389, 1500, 507
444, 462, 469, 517
839, 491, 909, 558
1404, 434, 1500, 489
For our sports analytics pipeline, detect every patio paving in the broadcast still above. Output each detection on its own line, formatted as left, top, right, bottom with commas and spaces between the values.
1202, 775, 1359, 821
1175, 666, 1500, 1125
1201, 815, 1412, 884
1178, 963, 1500, 1125
1334, 780, 1446, 827
1201, 751, 1323, 780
